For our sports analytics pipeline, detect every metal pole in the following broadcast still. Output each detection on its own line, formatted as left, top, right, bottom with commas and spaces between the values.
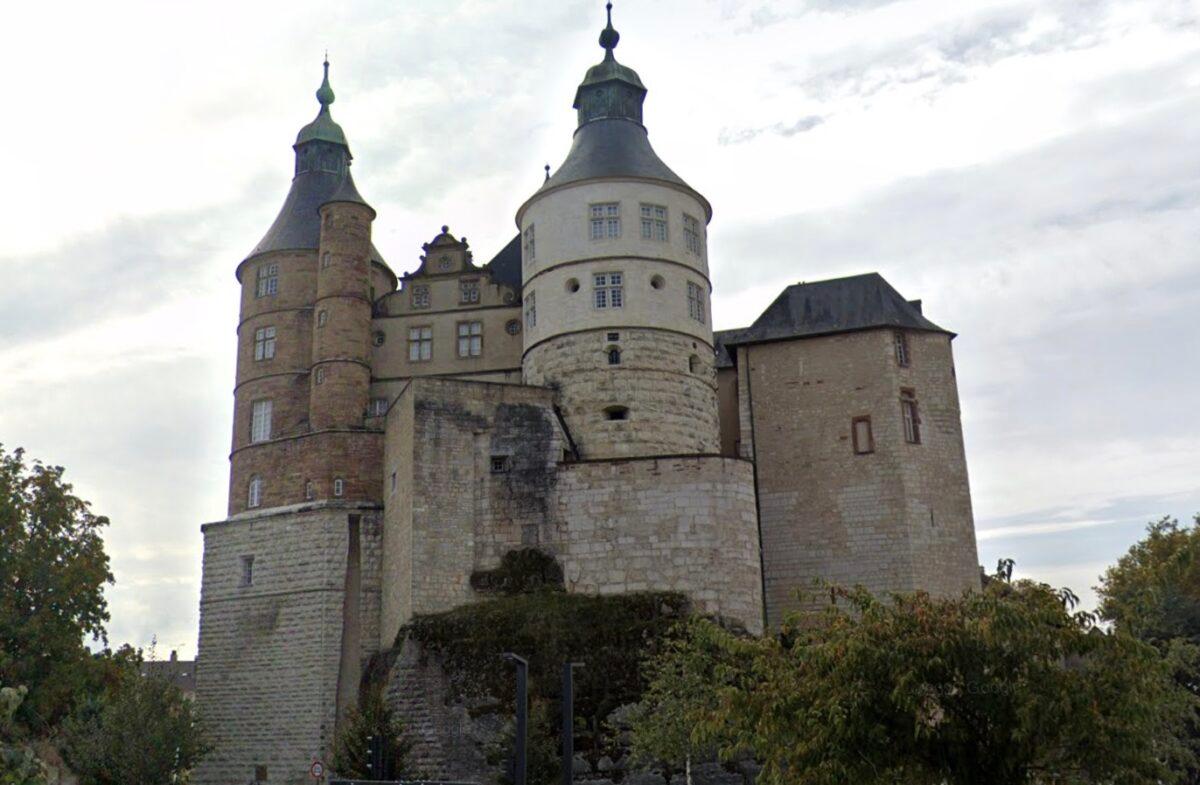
562, 662, 583, 785
503, 653, 529, 785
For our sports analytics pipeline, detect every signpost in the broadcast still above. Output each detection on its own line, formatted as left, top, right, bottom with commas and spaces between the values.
309, 760, 325, 780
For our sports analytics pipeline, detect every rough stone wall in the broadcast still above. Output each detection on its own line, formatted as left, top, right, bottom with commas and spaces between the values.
554, 456, 763, 634
716, 366, 739, 457
379, 378, 565, 646
739, 329, 979, 629
194, 504, 383, 785
524, 329, 720, 459
229, 430, 383, 516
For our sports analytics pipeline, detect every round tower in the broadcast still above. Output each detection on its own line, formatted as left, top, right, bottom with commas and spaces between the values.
516, 4, 719, 459
228, 60, 390, 515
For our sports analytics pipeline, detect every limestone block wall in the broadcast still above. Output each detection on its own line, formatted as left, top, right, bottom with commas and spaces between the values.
195, 504, 383, 785
738, 329, 979, 629
524, 328, 719, 459
553, 456, 763, 634
379, 378, 565, 647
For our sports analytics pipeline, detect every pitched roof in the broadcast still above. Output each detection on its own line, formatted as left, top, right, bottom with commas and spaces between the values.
483, 234, 522, 291
718, 273, 951, 363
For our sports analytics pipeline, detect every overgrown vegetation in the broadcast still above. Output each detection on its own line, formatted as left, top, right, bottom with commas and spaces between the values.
400, 549, 692, 781
630, 563, 1196, 785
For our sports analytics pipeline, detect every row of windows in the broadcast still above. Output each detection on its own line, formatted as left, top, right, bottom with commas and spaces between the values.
246, 475, 345, 509
850, 390, 923, 455
406, 320, 512, 362
523, 273, 706, 328
406, 279, 480, 310
520, 206, 705, 265
252, 259, 378, 301
249, 395, 389, 443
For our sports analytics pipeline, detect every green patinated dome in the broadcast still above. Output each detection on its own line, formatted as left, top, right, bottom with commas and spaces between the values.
295, 59, 348, 147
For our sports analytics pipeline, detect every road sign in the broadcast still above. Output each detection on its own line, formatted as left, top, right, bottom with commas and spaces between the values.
309, 760, 325, 779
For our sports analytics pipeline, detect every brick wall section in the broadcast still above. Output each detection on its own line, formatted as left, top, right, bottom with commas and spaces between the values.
194, 504, 383, 785
554, 456, 763, 634
740, 329, 979, 629
524, 329, 720, 459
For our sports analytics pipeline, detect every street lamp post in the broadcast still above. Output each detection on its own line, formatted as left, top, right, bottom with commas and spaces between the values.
502, 653, 530, 785
562, 662, 583, 785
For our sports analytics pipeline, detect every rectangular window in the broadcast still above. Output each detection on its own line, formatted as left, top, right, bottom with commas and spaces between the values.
687, 281, 706, 324
333, 478, 344, 497
683, 214, 702, 255
901, 391, 921, 444
523, 224, 535, 262
895, 331, 910, 367
593, 272, 624, 309
524, 292, 537, 329
408, 326, 433, 362
369, 398, 389, 417
254, 326, 276, 361
247, 476, 262, 509
240, 555, 255, 586
490, 455, 511, 474
459, 278, 480, 305
314, 366, 326, 385
317, 309, 328, 328
411, 284, 431, 309
250, 399, 272, 443
457, 321, 483, 358
589, 202, 620, 240
390, 472, 397, 493
852, 416, 875, 454
255, 264, 279, 298
640, 203, 668, 241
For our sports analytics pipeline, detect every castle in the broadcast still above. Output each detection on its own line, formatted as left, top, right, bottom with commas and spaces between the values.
195, 7, 980, 783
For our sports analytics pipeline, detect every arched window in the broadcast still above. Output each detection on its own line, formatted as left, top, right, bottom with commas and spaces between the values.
607, 348, 621, 366
248, 475, 262, 509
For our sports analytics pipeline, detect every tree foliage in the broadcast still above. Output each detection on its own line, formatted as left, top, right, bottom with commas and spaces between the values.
0, 686, 46, 785
60, 666, 210, 785
0, 445, 113, 728
331, 686, 412, 781
632, 570, 1195, 785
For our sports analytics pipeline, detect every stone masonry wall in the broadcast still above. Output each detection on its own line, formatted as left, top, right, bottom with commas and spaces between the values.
554, 456, 763, 634
741, 329, 979, 629
524, 329, 720, 460
195, 504, 382, 785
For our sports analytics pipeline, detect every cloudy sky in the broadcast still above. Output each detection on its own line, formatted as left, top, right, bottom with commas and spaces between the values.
1, 0, 1197, 656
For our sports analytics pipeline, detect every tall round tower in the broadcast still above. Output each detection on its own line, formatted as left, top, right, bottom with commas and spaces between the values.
516, 4, 719, 459
228, 61, 393, 515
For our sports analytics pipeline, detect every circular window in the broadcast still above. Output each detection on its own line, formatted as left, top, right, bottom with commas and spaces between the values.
651, 275, 665, 290
565, 278, 580, 293
372, 331, 386, 347
505, 319, 522, 336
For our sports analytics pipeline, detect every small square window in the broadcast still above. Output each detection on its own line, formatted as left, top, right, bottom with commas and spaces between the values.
460, 278, 480, 305
369, 398, 389, 417
490, 455, 511, 474
411, 284, 431, 309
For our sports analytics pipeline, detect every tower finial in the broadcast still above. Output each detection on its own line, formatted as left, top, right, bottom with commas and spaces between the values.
316, 56, 335, 107
544, 163, 551, 181
599, 2, 620, 55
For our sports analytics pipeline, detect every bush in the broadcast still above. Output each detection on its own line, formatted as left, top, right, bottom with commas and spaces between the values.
331, 687, 412, 780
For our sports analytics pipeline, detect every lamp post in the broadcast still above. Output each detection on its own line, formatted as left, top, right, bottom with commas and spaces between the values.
562, 662, 583, 785
502, 653, 529, 785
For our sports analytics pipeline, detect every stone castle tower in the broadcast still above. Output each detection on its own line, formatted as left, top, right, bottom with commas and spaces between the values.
196, 8, 980, 783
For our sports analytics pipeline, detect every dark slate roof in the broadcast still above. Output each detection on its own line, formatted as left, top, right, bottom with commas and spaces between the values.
714, 330, 738, 369
484, 234, 522, 290
532, 120, 710, 217
722, 273, 951, 352
247, 169, 387, 266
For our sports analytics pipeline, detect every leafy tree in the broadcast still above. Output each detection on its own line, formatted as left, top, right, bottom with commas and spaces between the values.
0, 445, 113, 728
59, 667, 209, 785
0, 686, 46, 785
331, 687, 412, 780
633, 569, 1195, 785
1098, 514, 1200, 783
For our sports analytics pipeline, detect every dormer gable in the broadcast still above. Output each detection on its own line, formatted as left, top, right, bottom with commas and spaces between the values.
410, 226, 476, 278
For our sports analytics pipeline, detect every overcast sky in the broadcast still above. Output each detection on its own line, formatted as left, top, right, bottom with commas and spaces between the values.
1, 0, 1197, 657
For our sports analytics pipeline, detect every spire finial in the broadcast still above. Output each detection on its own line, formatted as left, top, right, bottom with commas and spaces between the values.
599, 2, 620, 54
316, 56, 335, 107
544, 163, 551, 181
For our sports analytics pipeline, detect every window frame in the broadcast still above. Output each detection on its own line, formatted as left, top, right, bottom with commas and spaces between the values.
523, 224, 536, 262
408, 326, 433, 362
250, 399, 273, 443
852, 415, 875, 455
333, 477, 345, 497
255, 264, 279, 298
411, 284, 431, 310
589, 202, 621, 240
687, 281, 706, 324
247, 476, 262, 509
639, 203, 668, 242
459, 277, 481, 305
240, 555, 255, 586
593, 272, 624, 310
524, 292, 537, 329
254, 326, 276, 361
895, 331, 911, 368
900, 390, 921, 444
457, 321, 483, 358
683, 213, 703, 256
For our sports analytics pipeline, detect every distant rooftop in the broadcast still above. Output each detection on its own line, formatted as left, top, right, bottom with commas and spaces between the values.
716, 273, 951, 367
